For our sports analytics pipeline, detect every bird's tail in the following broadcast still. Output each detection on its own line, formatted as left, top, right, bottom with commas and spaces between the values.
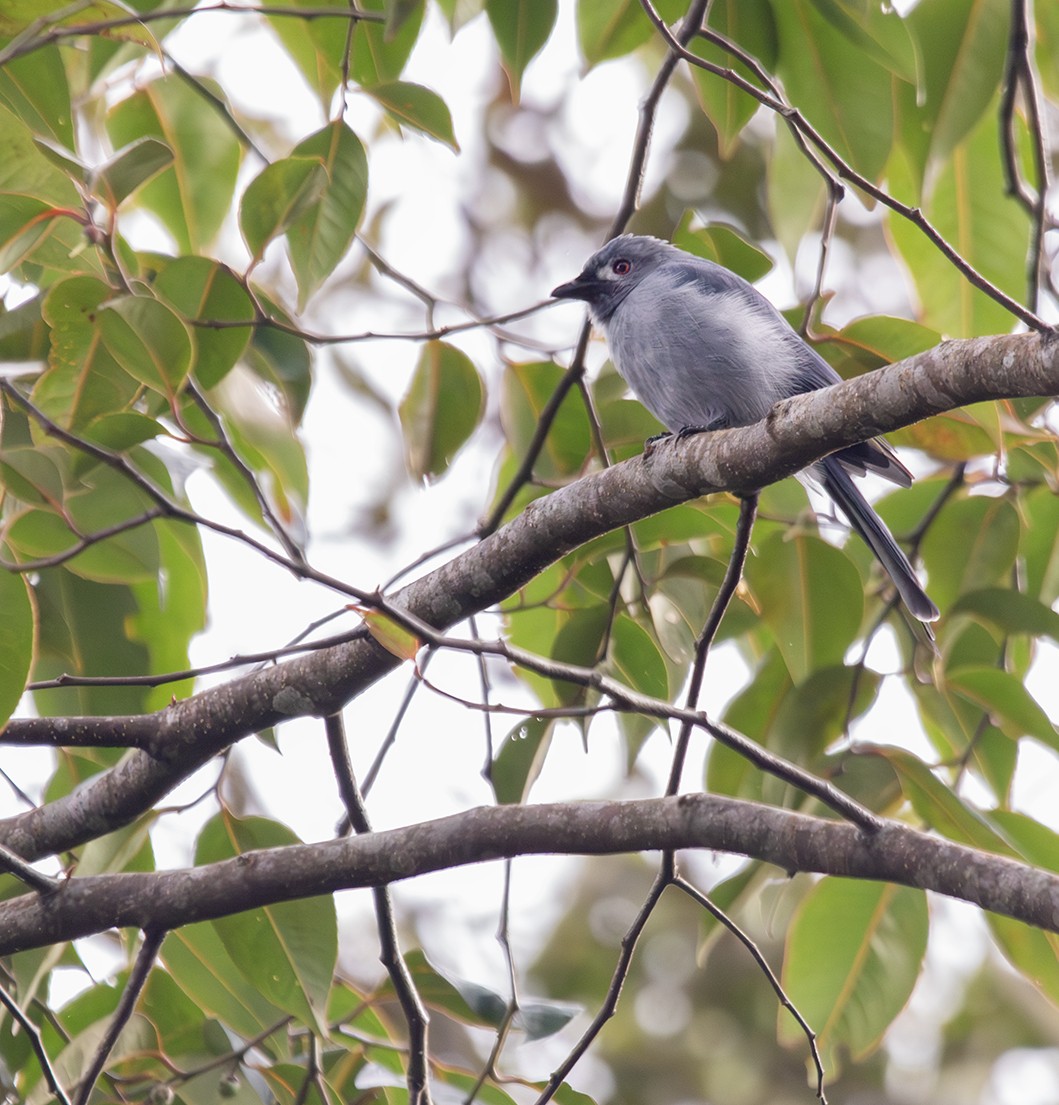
820, 456, 939, 624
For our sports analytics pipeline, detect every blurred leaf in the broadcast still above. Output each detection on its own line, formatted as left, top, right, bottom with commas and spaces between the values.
0, 293, 49, 362
0, 554, 34, 730
781, 879, 927, 1068
689, 0, 777, 156
743, 532, 863, 683
367, 81, 460, 151
152, 256, 255, 388
196, 812, 337, 1031
0, 194, 60, 273
945, 666, 1056, 748
287, 121, 369, 309
355, 606, 422, 661
501, 361, 593, 481
486, 0, 557, 98
351, 0, 424, 85
889, 112, 1030, 337
161, 923, 289, 1039
879, 746, 1013, 852
516, 1000, 580, 1040
904, 0, 1008, 175
772, 0, 894, 182
242, 293, 313, 422
988, 914, 1059, 1007
98, 294, 194, 398
919, 495, 1020, 612
813, 0, 919, 84
672, 213, 774, 283
92, 137, 173, 208
399, 340, 483, 480
37, 276, 139, 429
1021, 486, 1059, 605
609, 613, 669, 703
576, 0, 686, 67
0, 44, 73, 147
767, 113, 828, 261
106, 76, 243, 253
240, 156, 328, 265
953, 588, 1059, 643
491, 716, 554, 804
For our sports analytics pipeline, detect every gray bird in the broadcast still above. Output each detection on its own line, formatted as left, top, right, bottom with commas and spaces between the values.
552, 234, 939, 623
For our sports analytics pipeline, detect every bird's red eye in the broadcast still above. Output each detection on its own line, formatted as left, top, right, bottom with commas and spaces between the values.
612, 258, 632, 275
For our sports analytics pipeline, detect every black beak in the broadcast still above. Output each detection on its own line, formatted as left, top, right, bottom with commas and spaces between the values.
551, 273, 593, 301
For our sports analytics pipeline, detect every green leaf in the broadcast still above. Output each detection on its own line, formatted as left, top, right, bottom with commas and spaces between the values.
399, 341, 483, 480
0, 44, 73, 148
0, 102, 81, 207
152, 256, 255, 388
501, 361, 593, 480
38, 276, 139, 429
945, 666, 1056, 747
98, 294, 194, 398
516, 1000, 579, 1041
772, 0, 894, 182
0, 294, 49, 362
160, 923, 289, 1039
242, 297, 313, 422
351, 0, 424, 85
196, 813, 338, 1031
367, 81, 460, 151
106, 76, 243, 253
767, 114, 828, 262
880, 746, 1013, 851
485, 0, 557, 98
286, 121, 369, 309
575, 0, 686, 67
239, 156, 328, 266
0, 193, 60, 273
812, 0, 919, 84
904, 0, 1009, 173
919, 495, 1020, 611
490, 716, 554, 804
0, 555, 34, 730
780, 879, 928, 1068
689, 0, 777, 156
609, 613, 669, 702
953, 588, 1059, 643
890, 109, 1030, 337
672, 213, 774, 283
92, 137, 173, 208
743, 532, 864, 683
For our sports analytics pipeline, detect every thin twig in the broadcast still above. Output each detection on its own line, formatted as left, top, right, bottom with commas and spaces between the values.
324, 714, 432, 1105
74, 927, 167, 1105
674, 876, 828, 1102
666, 493, 758, 796
0, 981, 73, 1105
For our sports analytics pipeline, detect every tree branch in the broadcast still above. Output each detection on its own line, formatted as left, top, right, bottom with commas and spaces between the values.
0, 795, 1056, 956
1, 332, 1056, 859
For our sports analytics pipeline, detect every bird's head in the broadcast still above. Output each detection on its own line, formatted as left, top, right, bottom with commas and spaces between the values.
551, 234, 674, 321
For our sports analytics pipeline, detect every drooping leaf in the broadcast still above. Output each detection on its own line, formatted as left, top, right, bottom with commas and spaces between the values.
575, 0, 686, 68
889, 110, 1031, 337
196, 812, 338, 1031
743, 531, 864, 683
239, 156, 328, 266
689, 0, 778, 156
772, 0, 894, 182
92, 137, 174, 208
106, 76, 243, 253
491, 716, 554, 804
485, 0, 557, 98
904, 0, 1009, 174
367, 81, 460, 151
399, 340, 483, 480
780, 879, 928, 1070
286, 121, 369, 309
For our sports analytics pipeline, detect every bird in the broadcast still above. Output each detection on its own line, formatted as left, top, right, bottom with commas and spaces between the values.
551, 233, 939, 624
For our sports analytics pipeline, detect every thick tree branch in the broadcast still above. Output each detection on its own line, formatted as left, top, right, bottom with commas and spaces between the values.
0, 795, 1056, 956
1, 332, 1056, 861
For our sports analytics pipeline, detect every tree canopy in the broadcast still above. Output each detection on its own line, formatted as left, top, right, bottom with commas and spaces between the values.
1, 1, 1059, 1103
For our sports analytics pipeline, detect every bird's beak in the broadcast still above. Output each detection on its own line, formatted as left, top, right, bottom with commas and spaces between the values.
551, 273, 593, 300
